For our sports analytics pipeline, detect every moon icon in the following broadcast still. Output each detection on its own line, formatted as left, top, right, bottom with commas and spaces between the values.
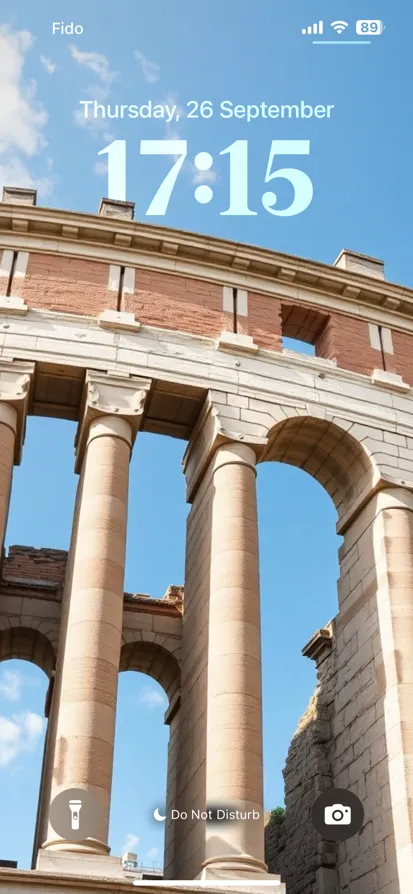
153, 807, 166, 822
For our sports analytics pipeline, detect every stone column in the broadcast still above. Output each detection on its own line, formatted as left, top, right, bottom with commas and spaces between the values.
43, 415, 132, 854
41, 372, 151, 858
203, 442, 266, 877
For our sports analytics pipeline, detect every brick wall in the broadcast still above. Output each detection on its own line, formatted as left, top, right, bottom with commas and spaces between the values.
315, 313, 383, 375
17, 254, 114, 315
391, 331, 413, 385
6, 249, 413, 384
123, 269, 228, 339
3, 545, 68, 585
248, 293, 282, 350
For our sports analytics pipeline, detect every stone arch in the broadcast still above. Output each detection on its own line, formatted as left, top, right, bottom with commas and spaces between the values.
262, 413, 376, 524
0, 626, 55, 677
119, 641, 180, 702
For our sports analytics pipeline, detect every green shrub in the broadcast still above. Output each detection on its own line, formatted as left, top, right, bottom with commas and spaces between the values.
269, 807, 285, 826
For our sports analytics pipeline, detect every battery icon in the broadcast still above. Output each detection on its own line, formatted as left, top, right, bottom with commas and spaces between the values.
356, 20, 385, 35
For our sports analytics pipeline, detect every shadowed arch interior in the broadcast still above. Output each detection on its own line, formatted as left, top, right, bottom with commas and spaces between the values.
0, 627, 55, 677
263, 415, 375, 521
120, 641, 180, 701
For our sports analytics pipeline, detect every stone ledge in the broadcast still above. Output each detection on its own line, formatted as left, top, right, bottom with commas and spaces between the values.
0, 295, 28, 315
281, 348, 337, 369
0, 867, 286, 893
371, 368, 410, 393
216, 331, 259, 354
98, 310, 140, 332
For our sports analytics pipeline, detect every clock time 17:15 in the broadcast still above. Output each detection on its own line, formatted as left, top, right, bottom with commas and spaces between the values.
98, 139, 314, 218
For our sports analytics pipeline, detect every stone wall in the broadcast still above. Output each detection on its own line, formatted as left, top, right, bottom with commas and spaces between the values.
265, 545, 401, 894
265, 624, 339, 894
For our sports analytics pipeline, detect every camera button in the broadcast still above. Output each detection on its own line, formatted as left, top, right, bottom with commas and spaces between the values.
311, 788, 364, 841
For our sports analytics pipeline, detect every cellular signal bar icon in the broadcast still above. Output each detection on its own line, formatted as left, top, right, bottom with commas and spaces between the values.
302, 21, 324, 35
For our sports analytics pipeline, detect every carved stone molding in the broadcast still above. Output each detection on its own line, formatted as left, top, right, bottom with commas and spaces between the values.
0, 359, 35, 463
302, 624, 334, 667
75, 370, 152, 471
182, 393, 268, 502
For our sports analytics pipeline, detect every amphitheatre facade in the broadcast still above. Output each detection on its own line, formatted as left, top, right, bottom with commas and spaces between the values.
0, 186, 412, 894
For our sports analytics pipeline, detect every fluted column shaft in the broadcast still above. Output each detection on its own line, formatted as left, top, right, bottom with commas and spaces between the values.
203, 443, 266, 875
44, 416, 132, 853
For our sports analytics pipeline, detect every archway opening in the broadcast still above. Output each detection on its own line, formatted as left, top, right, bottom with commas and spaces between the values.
1, 416, 78, 870
0, 657, 49, 869
257, 462, 340, 814
258, 413, 376, 887
110, 642, 180, 873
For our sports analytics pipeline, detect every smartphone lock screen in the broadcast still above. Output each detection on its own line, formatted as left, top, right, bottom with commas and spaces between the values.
0, 3, 411, 894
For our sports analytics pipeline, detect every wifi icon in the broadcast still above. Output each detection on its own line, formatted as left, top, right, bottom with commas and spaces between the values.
330, 20, 349, 34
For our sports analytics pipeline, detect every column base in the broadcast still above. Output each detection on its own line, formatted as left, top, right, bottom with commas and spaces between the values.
199, 855, 286, 892
36, 847, 123, 879
40, 837, 110, 855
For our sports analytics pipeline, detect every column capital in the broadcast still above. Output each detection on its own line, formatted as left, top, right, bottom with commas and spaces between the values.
75, 370, 151, 472
182, 392, 267, 502
0, 359, 35, 464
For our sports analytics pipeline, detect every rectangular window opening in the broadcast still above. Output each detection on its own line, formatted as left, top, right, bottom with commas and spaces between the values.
282, 336, 316, 356
281, 303, 327, 357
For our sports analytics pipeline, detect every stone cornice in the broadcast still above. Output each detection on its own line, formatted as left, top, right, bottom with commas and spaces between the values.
1, 202, 413, 331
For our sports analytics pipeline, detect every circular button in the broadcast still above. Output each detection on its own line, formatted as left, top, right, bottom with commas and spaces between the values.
311, 788, 364, 841
49, 788, 101, 842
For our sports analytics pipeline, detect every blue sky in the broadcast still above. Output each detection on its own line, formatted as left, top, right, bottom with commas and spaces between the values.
0, 0, 412, 872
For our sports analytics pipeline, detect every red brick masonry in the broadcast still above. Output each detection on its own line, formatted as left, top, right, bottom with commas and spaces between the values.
13, 252, 412, 382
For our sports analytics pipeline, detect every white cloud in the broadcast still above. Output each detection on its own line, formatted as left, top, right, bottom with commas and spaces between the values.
40, 55, 56, 74
0, 26, 47, 156
0, 27, 54, 198
0, 711, 45, 768
146, 847, 160, 860
134, 51, 160, 84
0, 670, 24, 701
94, 159, 108, 175
69, 45, 116, 84
192, 165, 218, 185
139, 687, 166, 709
123, 832, 139, 852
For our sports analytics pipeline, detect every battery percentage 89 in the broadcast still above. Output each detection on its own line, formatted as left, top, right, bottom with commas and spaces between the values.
356, 20, 385, 35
